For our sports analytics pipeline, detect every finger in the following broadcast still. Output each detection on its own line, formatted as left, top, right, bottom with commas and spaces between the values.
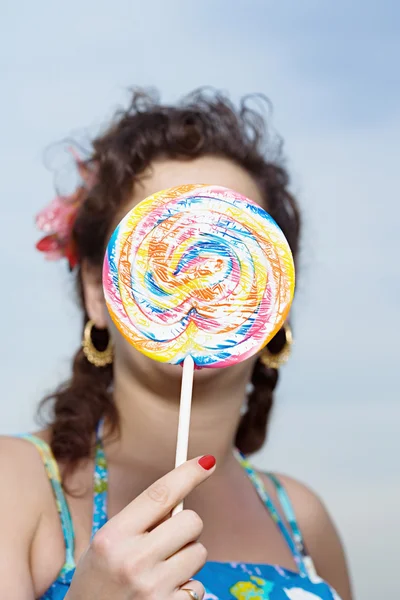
176, 580, 205, 600
143, 509, 204, 562
109, 455, 216, 535
159, 541, 208, 589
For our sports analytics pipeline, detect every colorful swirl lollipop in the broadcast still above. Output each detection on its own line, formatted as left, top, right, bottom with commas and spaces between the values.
103, 184, 295, 369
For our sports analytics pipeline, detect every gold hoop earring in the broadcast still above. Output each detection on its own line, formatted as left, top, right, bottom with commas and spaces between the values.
260, 323, 293, 370
82, 320, 113, 367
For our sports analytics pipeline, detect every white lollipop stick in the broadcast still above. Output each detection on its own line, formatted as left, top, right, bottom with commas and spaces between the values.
172, 354, 195, 515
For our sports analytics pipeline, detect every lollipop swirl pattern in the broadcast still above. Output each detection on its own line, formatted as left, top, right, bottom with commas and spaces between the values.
103, 184, 295, 368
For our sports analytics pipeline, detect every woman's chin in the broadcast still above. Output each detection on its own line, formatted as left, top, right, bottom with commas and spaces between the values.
151, 359, 224, 380
120, 343, 240, 386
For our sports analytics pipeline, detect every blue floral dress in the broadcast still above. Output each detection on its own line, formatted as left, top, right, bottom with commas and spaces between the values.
19, 427, 341, 600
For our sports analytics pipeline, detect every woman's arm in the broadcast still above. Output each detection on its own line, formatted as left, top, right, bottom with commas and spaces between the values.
0, 437, 42, 600
276, 474, 353, 600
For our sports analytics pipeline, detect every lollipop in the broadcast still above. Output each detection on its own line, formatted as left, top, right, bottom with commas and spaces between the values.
104, 184, 294, 365
103, 184, 295, 508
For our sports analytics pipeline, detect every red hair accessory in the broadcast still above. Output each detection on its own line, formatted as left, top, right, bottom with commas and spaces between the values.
35, 149, 96, 271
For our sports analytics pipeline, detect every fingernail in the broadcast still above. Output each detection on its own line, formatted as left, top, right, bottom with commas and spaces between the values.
198, 455, 216, 470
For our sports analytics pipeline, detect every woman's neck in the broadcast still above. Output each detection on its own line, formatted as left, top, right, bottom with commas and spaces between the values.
104, 359, 253, 480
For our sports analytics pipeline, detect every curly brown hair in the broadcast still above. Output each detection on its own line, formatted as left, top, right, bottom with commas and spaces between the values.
39, 88, 301, 472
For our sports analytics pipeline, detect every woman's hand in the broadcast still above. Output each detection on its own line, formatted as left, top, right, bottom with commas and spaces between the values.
66, 455, 216, 600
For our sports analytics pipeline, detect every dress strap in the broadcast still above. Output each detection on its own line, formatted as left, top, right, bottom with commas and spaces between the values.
18, 434, 76, 573
266, 472, 318, 579
91, 420, 108, 539
234, 449, 311, 578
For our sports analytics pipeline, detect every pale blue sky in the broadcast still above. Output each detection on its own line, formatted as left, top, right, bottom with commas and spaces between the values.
1, 2, 399, 597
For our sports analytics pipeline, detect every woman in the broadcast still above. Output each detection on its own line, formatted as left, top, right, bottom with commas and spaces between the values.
0, 89, 352, 600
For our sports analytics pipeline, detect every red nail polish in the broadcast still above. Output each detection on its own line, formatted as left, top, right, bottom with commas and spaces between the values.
198, 455, 216, 470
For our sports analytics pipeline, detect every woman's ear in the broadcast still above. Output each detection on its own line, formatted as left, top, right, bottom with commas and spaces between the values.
80, 260, 108, 328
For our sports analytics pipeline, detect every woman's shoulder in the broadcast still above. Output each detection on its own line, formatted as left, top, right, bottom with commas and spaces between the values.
259, 471, 353, 600
0, 430, 58, 512
0, 432, 53, 504
259, 471, 341, 551
265, 472, 328, 525
257, 471, 332, 551
0, 432, 66, 596
0, 434, 50, 553
0, 428, 52, 464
